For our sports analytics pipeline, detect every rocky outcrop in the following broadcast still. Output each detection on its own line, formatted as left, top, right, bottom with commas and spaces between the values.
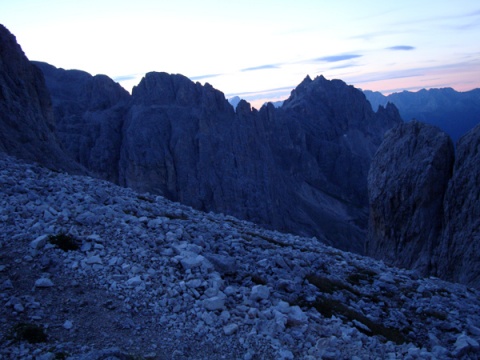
367, 121, 480, 288
434, 123, 480, 287
366, 121, 454, 274
118, 73, 402, 253
0, 25, 82, 173
32, 61, 130, 182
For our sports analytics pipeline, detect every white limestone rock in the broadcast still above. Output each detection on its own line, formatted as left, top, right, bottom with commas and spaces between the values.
35, 278, 54, 288
250, 285, 270, 301
223, 323, 239, 335
203, 296, 225, 311
30, 234, 48, 250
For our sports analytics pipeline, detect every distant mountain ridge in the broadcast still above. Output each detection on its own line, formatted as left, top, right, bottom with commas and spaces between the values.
364, 88, 480, 142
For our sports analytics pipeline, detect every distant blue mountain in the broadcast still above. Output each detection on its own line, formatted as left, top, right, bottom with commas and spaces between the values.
364, 88, 480, 142
228, 96, 242, 109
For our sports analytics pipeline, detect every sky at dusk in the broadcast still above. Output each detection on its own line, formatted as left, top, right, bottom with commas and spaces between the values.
2, 0, 480, 108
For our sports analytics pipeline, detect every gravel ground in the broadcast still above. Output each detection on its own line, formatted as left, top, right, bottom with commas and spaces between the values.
1, 153, 480, 359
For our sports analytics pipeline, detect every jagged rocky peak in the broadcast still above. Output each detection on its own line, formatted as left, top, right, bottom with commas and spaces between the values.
132, 71, 197, 106
284, 75, 368, 110
0, 24, 83, 173
367, 120, 455, 274
435, 123, 480, 287
132, 72, 232, 113
235, 99, 253, 115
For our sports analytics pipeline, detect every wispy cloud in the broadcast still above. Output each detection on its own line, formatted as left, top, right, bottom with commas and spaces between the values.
351, 30, 406, 41
113, 74, 139, 82
314, 54, 362, 62
241, 64, 279, 72
387, 45, 416, 51
189, 73, 222, 81
345, 59, 480, 86
228, 85, 294, 98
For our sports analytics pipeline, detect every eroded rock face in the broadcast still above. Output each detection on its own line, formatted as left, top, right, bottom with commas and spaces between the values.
366, 121, 454, 274
435, 123, 480, 287
32, 61, 130, 182
119, 73, 402, 253
367, 120, 480, 288
0, 25, 82, 173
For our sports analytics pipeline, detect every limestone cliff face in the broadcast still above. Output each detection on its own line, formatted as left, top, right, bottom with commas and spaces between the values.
434, 123, 480, 287
118, 73, 402, 253
367, 121, 480, 288
366, 121, 454, 274
32, 61, 130, 182
0, 25, 82, 173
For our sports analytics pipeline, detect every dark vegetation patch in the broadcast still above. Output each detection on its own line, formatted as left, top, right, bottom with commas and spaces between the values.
48, 233, 80, 251
164, 211, 189, 220
137, 194, 154, 203
250, 274, 267, 285
347, 268, 378, 286
310, 296, 408, 345
306, 274, 360, 296
8, 322, 48, 343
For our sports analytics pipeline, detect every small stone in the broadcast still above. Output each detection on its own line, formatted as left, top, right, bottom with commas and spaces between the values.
81, 243, 92, 252
37, 353, 56, 360
63, 320, 73, 330
379, 273, 395, 284
287, 305, 308, 326
86, 255, 102, 264
203, 296, 225, 311
250, 285, 270, 301
223, 323, 239, 335
126, 276, 143, 287
30, 235, 48, 250
352, 319, 371, 333
1, 279, 13, 290
180, 254, 209, 270
276, 301, 290, 314
186, 279, 203, 288
14, 303, 24, 312
453, 333, 480, 357
278, 349, 294, 360
35, 278, 54, 288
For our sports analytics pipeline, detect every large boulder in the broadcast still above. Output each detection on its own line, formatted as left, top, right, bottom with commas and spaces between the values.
434, 123, 480, 286
0, 24, 82, 173
366, 121, 454, 274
